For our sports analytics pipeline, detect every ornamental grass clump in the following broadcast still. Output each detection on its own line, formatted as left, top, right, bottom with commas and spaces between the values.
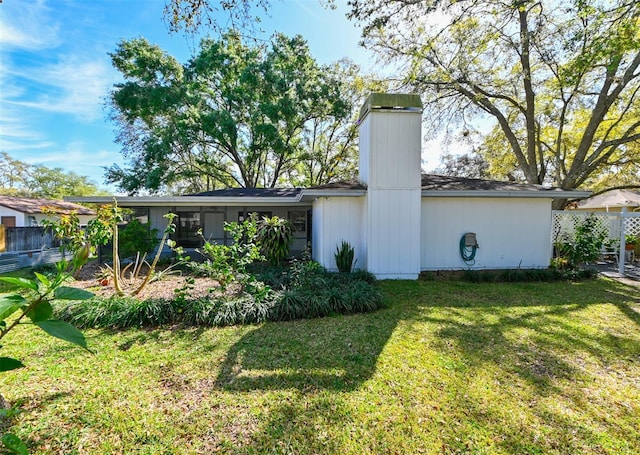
334, 240, 356, 273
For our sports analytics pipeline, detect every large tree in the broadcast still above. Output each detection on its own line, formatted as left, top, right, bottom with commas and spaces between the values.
0, 152, 30, 195
0, 152, 105, 198
285, 59, 386, 187
107, 32, 357, 194
347, 0, 640, 205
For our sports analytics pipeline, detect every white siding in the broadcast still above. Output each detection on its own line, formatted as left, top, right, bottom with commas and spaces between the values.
358, 108, 423, 279
420, 197, 552, 270
0, 207, 27, 227
358, 117, 371, 185
366, 189, 421, 279
362, 112, 422, 190
312, 197, 365, 271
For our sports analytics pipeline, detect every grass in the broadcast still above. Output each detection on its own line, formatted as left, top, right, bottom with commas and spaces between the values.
1, 277, 640, 454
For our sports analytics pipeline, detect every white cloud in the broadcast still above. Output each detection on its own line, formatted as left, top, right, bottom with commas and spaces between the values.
0, 0, 120, 121
8, 57, 117, 121
0, 111, 53, 154
0, 0, 61, 50
23, 143, 122, 173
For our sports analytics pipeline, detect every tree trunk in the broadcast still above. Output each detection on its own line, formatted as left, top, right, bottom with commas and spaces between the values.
552, 198, 568, 210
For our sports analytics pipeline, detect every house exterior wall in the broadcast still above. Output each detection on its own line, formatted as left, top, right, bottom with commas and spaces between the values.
420, 197, 552, 270
0, 207, 27, 227
149, 207, 171, 235
358, 117, 371, 185
365, 189, 421, 279
312, 197, 365, 271
360, 112, 422, 190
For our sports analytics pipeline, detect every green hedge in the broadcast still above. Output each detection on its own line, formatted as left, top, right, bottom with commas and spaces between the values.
55, 264, 383, 329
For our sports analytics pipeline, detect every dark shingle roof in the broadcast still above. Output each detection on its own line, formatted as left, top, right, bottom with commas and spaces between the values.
420, 174, 566, 192
305, 175, 566, 193
189, 188, 302, 198
0, 196, 95, 215
309, 179, 366, 190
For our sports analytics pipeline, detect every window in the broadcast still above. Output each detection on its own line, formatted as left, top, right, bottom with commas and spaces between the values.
287, 211, 307, 232
175, 211, 201, 247
124, 207, 149, 224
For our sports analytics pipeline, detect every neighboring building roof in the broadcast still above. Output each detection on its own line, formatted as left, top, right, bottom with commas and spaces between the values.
0, 196, 95, 215
576, 189, 640, 209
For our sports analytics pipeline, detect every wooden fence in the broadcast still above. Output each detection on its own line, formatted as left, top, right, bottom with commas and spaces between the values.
0, 226, 59, 253
0, 227, 63, 273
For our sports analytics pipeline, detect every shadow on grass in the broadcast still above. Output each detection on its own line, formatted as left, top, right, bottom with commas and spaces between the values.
410, 279, 640, 387
381, 278, 640, 453
213, 278, 640, 395
211, 303, 405, 453
214, 306, 403, 392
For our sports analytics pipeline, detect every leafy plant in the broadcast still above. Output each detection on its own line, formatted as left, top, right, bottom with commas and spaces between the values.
256, 216, 294, 266
118, 218, 159, 259
56, 260, 383, 330
41, 209, 85, 257
334, 240, 356, 273
555, 216, 606, 269
181, 218, 263, 287
41, 205, 114, 278
0, 255, 93, 454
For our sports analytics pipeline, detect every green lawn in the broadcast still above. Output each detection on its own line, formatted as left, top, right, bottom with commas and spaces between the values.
1, 278, 639, 454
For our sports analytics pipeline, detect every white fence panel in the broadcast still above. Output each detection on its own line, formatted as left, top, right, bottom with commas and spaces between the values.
552, 210, 640, 275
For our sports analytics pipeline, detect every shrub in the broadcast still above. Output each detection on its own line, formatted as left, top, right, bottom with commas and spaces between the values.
335, 240, 356, 273
555, 216, 606, 269
269, 260, 384, 321
256, 216, 294, 266
118, 219, 158, 259
459, 267, 597, 283
185, 218, 263, 287
57, 296, 176, 329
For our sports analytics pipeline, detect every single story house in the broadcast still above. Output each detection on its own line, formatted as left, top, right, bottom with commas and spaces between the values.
572, 189, 640, 212
0, 196, 95, 227
68, 93, 589, 279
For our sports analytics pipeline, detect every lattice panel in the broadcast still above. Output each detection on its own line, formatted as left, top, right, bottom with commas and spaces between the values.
625, 215, 640, 237
552, 211, 621, 243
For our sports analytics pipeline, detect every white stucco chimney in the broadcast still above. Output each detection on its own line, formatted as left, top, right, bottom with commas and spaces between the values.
357, 93, 423, 279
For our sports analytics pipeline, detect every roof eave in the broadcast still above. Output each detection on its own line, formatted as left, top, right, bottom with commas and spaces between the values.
65, 196, 308, 206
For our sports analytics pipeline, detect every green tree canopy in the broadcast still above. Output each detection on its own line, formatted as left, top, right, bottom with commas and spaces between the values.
0, 152, 107, 198
107, 32, 364, 194
347, 0, 640, 204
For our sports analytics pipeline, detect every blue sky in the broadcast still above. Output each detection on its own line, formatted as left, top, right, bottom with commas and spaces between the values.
0, 0, 442, 192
